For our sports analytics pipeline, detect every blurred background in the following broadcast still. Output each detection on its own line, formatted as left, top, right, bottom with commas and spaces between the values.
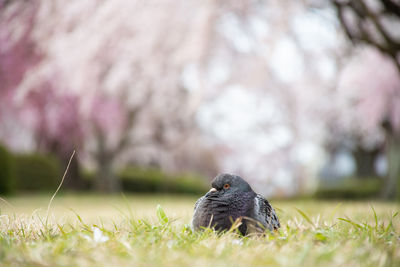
1, 0, 399, 200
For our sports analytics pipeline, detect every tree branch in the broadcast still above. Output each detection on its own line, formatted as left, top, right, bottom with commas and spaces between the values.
381, 0, 400, 17
333, 0, 400, 75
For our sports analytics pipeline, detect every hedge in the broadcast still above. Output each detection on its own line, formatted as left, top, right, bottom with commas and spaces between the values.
14, 153, 61, 192
315, 177, 383, 199
119, 167, 209, 194
0, 144, 15, 194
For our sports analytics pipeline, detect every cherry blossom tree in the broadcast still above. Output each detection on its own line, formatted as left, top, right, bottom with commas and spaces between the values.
0, 1, 86, 189
332, 0, 400, 199
333, 0, 400, 72
0, 0, 41, 147
4, 0, 398, 198
193, 0, 347, 196
337, 48, 400, 199
1, 0, 216, 192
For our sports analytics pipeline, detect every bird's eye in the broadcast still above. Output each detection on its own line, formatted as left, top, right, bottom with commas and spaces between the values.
223, 184, 230, 189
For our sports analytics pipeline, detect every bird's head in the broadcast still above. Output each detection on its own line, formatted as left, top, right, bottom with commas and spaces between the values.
207, 173, 253, 196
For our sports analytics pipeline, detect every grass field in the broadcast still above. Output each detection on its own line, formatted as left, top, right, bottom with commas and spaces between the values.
0, 194, 399, 266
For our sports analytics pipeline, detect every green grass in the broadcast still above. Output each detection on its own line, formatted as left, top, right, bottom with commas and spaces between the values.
0, 194, 399, 266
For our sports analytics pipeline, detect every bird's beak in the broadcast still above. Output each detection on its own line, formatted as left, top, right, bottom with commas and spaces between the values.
205, 187, 217, 197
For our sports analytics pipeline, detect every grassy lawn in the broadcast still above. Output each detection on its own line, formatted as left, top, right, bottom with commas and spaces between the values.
0, 194, 399, 266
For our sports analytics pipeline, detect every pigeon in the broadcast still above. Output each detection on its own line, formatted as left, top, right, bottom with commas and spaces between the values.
191, 173, 280, 235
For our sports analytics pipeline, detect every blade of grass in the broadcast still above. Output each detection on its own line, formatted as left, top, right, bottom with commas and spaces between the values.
0, 197, 14, 209
228, 216, 242, 234
156, 205, 169, 225
329, 203, 342, 218
385, 211, 399, 233
295, 208, 315, 227
370, 205, 378, 229
46, 150, 75, 225
338, 217, 363, 230
69, 208, 90, 231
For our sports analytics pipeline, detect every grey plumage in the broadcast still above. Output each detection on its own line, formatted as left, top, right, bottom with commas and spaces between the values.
191, 173, 280, 235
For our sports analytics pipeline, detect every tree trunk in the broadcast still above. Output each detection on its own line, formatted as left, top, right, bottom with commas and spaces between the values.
382, 132, 400, 200
62, 155, 85, 190
353, 146, 379, 178
94, 153, 121, 192
47, 142, 84, 190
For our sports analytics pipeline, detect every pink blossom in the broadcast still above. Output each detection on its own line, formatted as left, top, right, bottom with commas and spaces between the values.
338, 48, 400, 135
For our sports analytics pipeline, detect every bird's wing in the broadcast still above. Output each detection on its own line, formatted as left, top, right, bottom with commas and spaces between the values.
192, 195, 230, 231
191, 196, 206, 229
194, 196, 205, 211
252, 194, 280, 231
